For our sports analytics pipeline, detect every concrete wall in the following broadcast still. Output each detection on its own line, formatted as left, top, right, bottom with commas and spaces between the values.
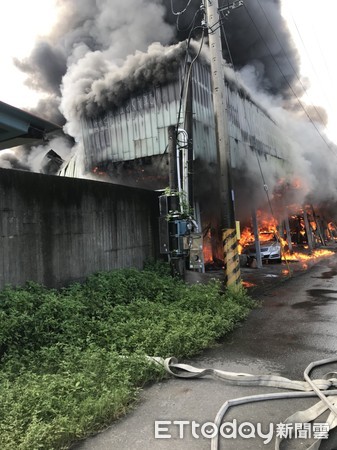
0, 168, 158, 289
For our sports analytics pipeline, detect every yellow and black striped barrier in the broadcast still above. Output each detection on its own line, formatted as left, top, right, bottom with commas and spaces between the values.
222, 228, 241, 287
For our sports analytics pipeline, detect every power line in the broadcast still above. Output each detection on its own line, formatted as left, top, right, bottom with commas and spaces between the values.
176, 4, 205, 130
311, 24, 335, 90
242, 3, 337, 158
176, 5, 202, 32
176, 30, 205, 129
170, 0, 193, 16
220, 13, 275, 213
288, 11, 336, 117
220, 4, 336, 267
255, 0, 329, 133
219, 11, 292, 270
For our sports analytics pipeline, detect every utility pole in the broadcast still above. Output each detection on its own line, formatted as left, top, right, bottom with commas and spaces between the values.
204, 0, 242, 287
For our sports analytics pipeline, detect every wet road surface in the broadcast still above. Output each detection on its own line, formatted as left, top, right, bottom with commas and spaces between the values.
74, 255, 337, 450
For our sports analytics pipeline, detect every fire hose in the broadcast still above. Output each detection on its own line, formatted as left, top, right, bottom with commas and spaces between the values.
149, 355, 337, 450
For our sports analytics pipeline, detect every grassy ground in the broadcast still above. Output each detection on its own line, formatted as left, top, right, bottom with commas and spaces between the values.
0, 262, 255, 450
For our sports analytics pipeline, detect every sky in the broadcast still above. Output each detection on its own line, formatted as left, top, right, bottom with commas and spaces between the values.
281, 0, 337, 144
0, 0, 336, 144
0, 0, 57, 108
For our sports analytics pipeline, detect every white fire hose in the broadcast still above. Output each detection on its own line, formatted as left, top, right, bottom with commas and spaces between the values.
149, 356, 337, 450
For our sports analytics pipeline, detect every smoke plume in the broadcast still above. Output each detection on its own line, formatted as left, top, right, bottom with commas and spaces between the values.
235, 65, 337, 220
0, 136, 74, 173
10, 0, 337, 218
14, 0, 301, 125
166, 0, 301, 95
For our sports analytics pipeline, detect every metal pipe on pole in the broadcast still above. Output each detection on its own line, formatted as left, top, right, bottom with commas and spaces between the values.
204, 0, 241, 286
184, 62, 194, 208
168, 125, 178, 191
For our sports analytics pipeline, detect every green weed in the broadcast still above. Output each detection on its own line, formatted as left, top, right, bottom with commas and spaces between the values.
0, 265, 255, 449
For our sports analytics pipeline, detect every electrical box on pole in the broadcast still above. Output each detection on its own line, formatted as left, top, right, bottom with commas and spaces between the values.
204, 0, 241, 287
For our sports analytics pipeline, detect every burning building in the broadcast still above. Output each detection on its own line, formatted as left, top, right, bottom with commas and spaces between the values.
59, 43, 298, 263
3, 1, 336, 275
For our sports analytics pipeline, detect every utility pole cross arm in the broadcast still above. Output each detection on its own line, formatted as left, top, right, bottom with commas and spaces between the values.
218, 0, 244, 13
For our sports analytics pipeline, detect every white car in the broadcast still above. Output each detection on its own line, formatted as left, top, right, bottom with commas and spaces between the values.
243, 232, 282, 263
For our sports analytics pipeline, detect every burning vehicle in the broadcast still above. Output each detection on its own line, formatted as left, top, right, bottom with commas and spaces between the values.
238, 208, 335, 267
242, 232, 283, 263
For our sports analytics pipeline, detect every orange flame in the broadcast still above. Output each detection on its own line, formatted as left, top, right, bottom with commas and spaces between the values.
203, 229, 213, 263
242, 281, 257, 288
292, 179, 302, 189
92, 166, 108, 177
283, 249, 334, 261
237, 209, 334, 263
238, 211, 279, 254
310, 221, 317, 231
257, 210, 278, 232
238, 227, 254, 254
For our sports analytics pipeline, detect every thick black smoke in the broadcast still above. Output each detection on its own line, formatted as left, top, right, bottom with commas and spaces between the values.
166, 0, 301, 95
14, 42, 67, 95
11, 0, 337, 219
13, 0, 301, 124
221, 0, 301, 96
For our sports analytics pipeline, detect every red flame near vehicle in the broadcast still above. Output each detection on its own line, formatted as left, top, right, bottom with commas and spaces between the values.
238, 211, 278, 254
237, 209, 335, 263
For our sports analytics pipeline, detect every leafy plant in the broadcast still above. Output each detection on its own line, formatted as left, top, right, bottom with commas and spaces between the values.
0, 266, 255, 450
163, 187, 194, 219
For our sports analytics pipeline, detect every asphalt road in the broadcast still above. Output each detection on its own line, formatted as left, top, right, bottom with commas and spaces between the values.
74, 255, 337, 450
